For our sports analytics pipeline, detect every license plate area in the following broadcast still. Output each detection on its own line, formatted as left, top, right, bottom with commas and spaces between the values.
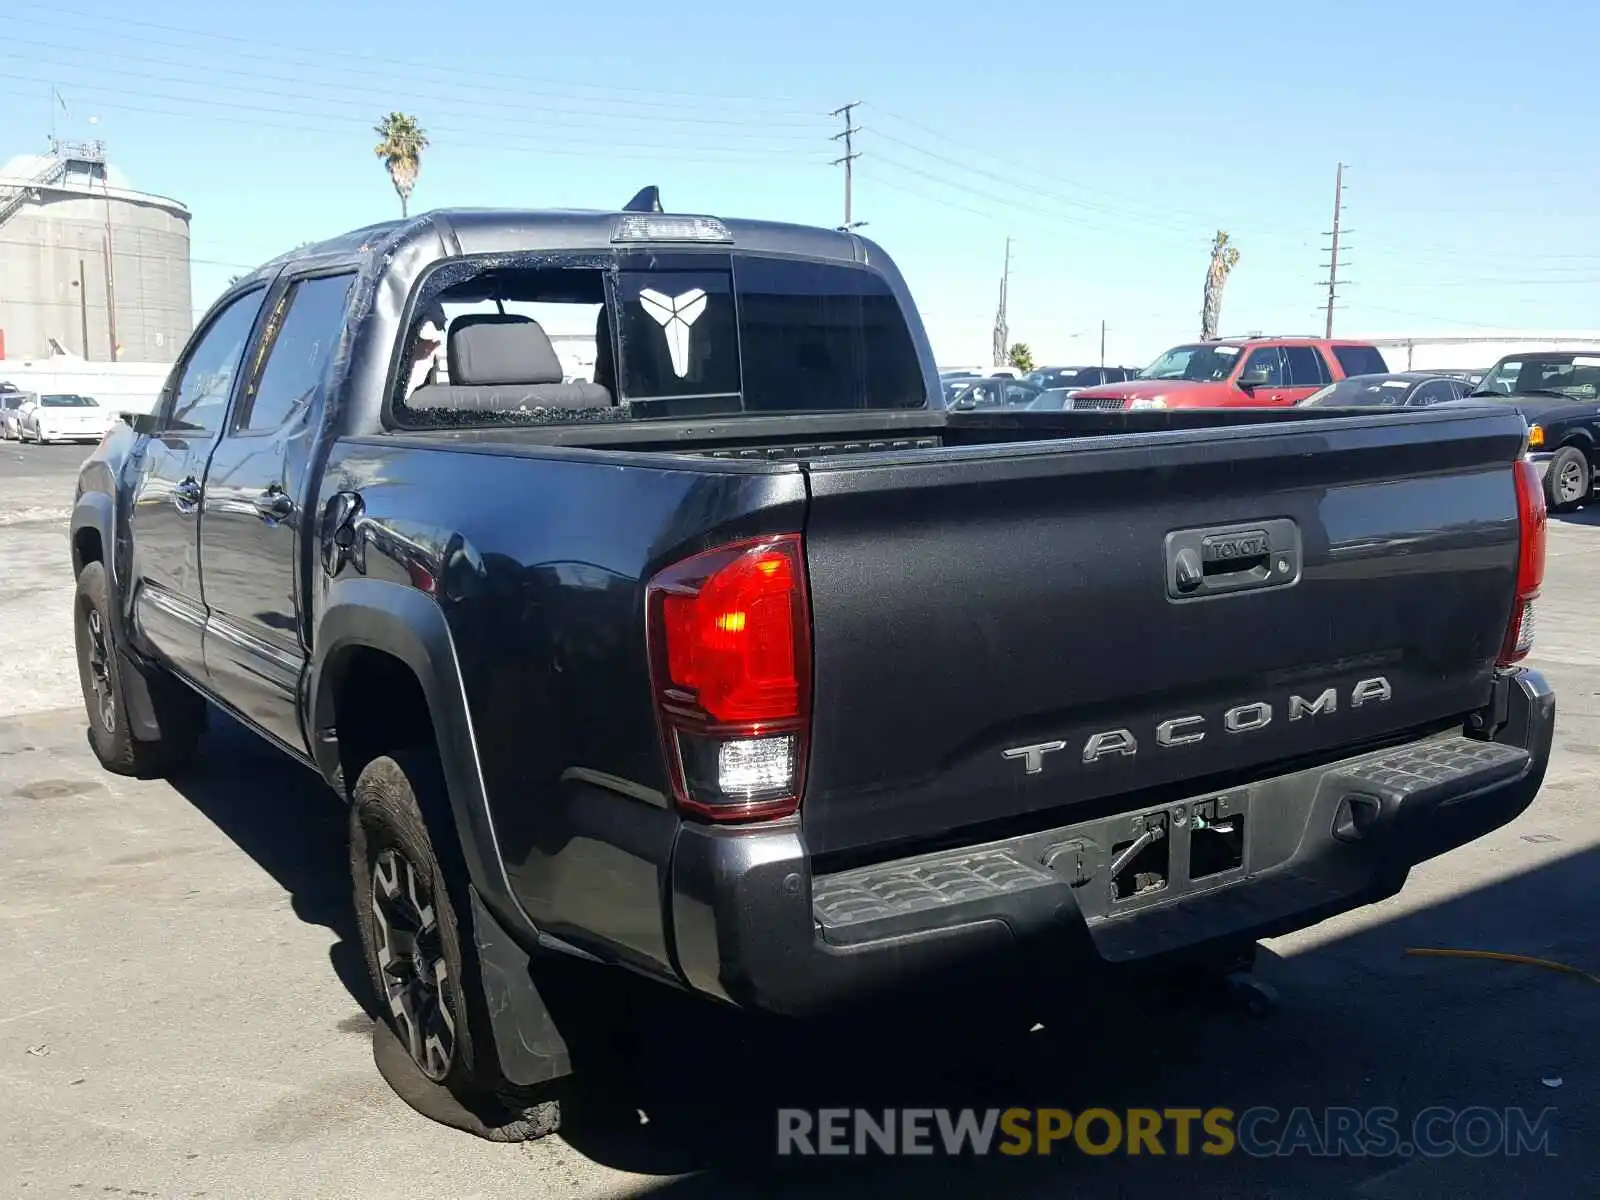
1041, 790, 1251, 924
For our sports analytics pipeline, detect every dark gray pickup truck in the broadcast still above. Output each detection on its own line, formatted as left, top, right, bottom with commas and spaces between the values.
69, 201, 1555, 1133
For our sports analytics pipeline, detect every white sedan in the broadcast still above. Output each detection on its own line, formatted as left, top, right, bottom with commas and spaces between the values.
0, 391, 35, 439
19, 394, 116, 444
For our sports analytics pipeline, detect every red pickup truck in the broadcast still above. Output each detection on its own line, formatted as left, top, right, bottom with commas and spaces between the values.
1068, 336, 1390, 410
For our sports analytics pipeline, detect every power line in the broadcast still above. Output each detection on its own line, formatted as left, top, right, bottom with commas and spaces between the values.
0, 232, 256, 270
865, 124, 1212, 239
830, 102, 864, 231
867, 105, 1315, 245
0, 70, 831, 165
0, 64, 822, 155
0, 35, 824, 136
853, 169, 999, 223
0, 5, 821, 112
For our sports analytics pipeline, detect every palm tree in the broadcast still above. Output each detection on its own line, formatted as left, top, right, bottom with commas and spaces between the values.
1007, 342, 1035, 373
1200, 231, 1240, 341
373, 113, 428, 218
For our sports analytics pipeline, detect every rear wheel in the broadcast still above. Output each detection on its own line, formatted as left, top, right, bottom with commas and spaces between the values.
349, 749, 562, 1138
73, 561, 206, 777
1545, 444, 1590, 512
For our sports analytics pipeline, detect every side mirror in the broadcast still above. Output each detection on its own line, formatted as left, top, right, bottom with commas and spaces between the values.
123, 411, 159, 435
1237, 369, 1271, 392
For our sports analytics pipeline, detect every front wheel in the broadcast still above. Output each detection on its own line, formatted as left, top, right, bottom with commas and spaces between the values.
73, 561, 206, 776
1545, 445, 1591, 512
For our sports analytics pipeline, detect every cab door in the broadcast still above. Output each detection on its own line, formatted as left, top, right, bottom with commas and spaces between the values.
123, 287, 269, 681
1278, 344, 1333, 405
199, 271, 355, 753
1230, 346, 1289, 405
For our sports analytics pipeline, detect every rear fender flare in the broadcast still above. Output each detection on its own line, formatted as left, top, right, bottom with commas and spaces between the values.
313, 577, 581, 1089
309, 578, 532, 939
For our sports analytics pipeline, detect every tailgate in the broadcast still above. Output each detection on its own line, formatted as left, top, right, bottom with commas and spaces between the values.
798, 408, 1528, 857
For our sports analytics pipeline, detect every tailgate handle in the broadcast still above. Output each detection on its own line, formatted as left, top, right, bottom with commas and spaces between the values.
1165, 519, 1301, 601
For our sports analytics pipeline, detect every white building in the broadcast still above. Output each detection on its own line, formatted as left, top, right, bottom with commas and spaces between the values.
1356, 332, 1600, 372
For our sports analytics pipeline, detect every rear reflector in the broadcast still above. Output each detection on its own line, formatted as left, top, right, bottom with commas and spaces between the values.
1498, 457, 1547, 666
647, 535, 811, 821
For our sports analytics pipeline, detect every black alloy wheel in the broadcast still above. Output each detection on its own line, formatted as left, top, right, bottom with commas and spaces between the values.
369, 842, 460, 1082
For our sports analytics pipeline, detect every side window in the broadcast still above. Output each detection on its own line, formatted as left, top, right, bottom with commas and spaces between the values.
1239, 347, 1285, 388
1332, 345, 1389, 377
1411, 381, 1457, 406
1283, 346, 1330, 387
164, 289, 267, 434
236, 274, 355, 433
1006, 383, 1037, 406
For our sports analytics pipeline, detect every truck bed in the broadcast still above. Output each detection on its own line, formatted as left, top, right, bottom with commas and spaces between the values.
332, 401, 1531, 880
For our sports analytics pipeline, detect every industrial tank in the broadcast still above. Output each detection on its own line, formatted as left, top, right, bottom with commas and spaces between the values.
0, 140, 191, 364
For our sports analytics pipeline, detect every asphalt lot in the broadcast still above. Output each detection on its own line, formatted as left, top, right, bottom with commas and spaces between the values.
1, 439, 1595, 1199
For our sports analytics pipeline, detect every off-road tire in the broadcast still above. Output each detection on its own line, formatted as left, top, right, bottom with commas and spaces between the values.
74, 561, 206, 777
349, 748, 557, 1137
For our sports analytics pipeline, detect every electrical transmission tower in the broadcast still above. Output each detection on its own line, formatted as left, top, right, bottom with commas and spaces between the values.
830, 102, 866, 231
1319, 162, 1351, 337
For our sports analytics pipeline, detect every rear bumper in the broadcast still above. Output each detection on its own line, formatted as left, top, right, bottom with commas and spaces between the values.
669, 668, 1554, 1016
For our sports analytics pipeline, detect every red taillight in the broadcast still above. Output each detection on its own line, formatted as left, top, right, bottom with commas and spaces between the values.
647, 535, 811, 821
1499, 457, 1547, 666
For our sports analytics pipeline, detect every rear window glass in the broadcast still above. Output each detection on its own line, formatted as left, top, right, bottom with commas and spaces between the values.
1333, 345, 1389, 377
1283, 346, 1330, 387
394, 254, 927, 428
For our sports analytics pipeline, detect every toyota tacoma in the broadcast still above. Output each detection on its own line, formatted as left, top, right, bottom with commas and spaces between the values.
68, 199, 1555, 1132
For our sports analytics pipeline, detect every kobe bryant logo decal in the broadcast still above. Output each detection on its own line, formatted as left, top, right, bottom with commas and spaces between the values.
638, 288, 707, 379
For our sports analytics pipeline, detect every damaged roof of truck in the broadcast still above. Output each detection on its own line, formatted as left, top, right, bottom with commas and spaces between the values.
241, 204, 870, 284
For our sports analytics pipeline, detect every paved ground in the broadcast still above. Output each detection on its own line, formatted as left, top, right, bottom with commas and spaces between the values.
0, 440, 1594, 1199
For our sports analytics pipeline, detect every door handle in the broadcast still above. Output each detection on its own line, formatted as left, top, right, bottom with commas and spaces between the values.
253, 486, 295, 522
1165, 519, 1301, 601
173, 478, 201, 513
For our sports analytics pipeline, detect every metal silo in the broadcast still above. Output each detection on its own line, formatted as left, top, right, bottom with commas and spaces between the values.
0, 139, 192, 364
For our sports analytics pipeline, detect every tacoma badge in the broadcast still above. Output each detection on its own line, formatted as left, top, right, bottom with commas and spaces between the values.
1004, 677, 1392, 773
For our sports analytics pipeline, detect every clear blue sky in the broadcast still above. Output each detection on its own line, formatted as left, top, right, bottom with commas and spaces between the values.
3, 0, 1597, 365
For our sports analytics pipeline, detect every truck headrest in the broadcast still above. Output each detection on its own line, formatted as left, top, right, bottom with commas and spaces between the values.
448, 314, 565, 387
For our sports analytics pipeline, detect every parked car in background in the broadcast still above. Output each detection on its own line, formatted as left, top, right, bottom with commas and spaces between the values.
1025, 365, 1140, 392
19, 394, 116, 444
1422, 368, 1487, 389
1068, 337, 1389, 410
946, 377, 1042, 410
1462, 351, 1600, 511
0, 388, 36, 439
1299, 372, 1472, 409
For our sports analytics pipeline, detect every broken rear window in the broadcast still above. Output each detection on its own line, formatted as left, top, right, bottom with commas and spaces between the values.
392, 254, 927, 428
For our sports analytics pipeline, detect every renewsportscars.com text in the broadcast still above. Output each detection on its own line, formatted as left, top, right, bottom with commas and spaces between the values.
776, 1106, 1558, 1159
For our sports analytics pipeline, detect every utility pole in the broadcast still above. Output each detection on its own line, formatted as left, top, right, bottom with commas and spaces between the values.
992, 237, 1012, 368
102, 174, 118, 361
76, 258, 89, 359
830, 102, 864, 231
1100, 319, 1106, 369
1320, 162, 1347, 338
